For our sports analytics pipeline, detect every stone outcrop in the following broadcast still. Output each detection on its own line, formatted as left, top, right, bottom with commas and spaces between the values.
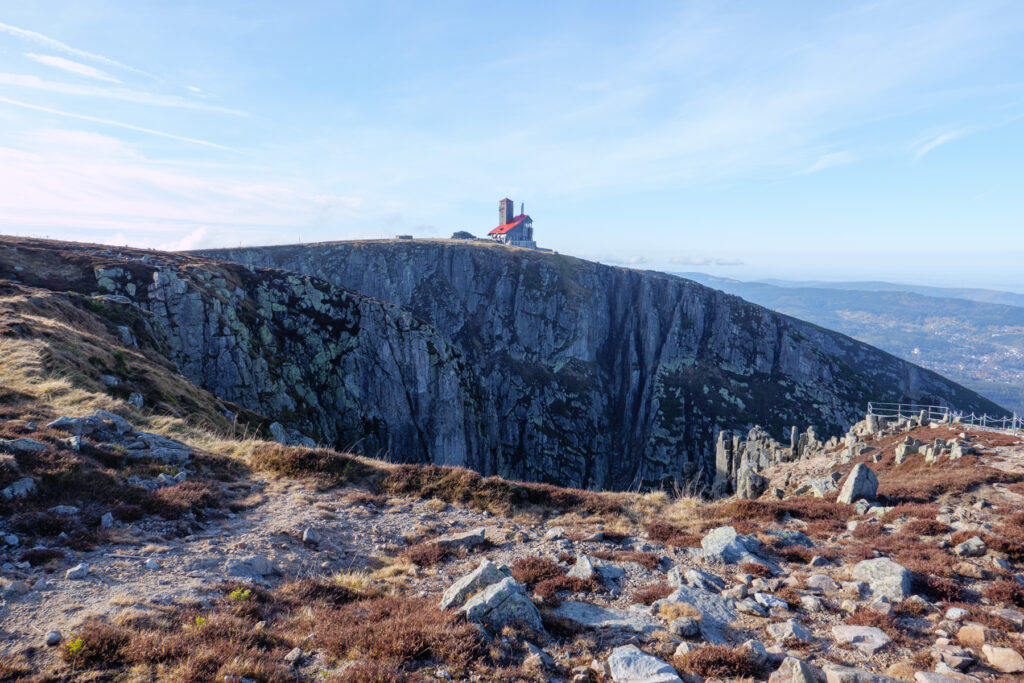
2, 237, 1003, 492
196, 241, 1001, 491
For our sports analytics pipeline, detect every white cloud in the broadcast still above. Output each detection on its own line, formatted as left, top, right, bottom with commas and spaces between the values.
669, 256, 714, 266
0, 73, 244, 115
798, 151, 853, 175
24, 53, 120, 82
913, 129, 967, 160
715, 258, 744, 266
0, 21, 148, 76
0, 96, 232, 150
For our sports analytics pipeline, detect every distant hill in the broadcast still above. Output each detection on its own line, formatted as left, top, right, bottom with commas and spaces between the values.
675, 273, 1024, 414
757, 279, 1024, 309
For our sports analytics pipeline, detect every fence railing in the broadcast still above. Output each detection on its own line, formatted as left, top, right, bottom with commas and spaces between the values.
866, 401, 1021, 436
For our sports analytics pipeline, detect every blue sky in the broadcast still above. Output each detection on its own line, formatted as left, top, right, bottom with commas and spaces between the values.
1, 1, 1023, 289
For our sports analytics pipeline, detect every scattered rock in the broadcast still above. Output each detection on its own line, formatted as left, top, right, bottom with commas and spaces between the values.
701, 526, 762, 564
767, 619, 812, 644
65, 563, 89, 580
301, 527, 320, 545
284, 647, 302, 667
953, 537, 986, 558
769, 656, 821, 683
832, 625, 891, 654
822, 664, 901, 682
852, 558, 911, 601
606, 645, 682, 683
100, 512, 114, 528
439, 558, 512, 610
435, 527, 485, 550
981, 644, 1024, 673
461, 577, 542, 632
1, 477, 37, 500
553, 601, 662, 635
44, 630, 61, 647
837, 463, 878, 505
668, 617, 699, 638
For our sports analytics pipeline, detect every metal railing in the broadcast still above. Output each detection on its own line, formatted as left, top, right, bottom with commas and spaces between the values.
866, 401, 1021, 436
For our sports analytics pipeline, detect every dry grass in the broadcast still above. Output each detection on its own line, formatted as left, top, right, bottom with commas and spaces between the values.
901, 518, 949, 537
878, 454, 1020, 503
673, 644, 758, 678
590, 550, 660, 571
658, 602, 700, 621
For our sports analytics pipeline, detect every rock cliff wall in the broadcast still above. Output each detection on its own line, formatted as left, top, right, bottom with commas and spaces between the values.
196, 240, 1004, 490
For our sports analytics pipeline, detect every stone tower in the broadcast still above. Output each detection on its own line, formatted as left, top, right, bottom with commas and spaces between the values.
499, 198, 514, 225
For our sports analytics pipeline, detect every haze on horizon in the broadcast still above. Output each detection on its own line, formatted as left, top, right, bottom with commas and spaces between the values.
1, 1, 1023, 290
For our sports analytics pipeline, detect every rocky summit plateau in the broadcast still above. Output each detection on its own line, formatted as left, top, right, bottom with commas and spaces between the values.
0, 235, 1022, 682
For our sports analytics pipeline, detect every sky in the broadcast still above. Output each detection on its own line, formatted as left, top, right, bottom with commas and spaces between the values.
1, 1, 1023, 290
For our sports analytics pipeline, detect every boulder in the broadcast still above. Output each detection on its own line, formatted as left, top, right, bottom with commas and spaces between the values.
837, 464, 878, 505
767, 619, 812, 644
225, 555, 277, 578
831, 625, 891, 654
0, 438, 47, 455
461, 577, 542, 632
439, 558, 512, 610
65, 563, 89, 580
1, 477, 37, 500
552, 601, 662, 635
435, 527, 486, 550
736, 468, 767, 499
606, 645, 682, 683
701, 526, 761, 564
982, 644, 1024, 673
769, 656, 822, 683
822, 665, 901, 682
852, 558, 911, 601
953, 537, 986, 558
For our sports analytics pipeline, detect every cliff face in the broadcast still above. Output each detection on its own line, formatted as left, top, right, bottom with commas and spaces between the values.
197, 240, 1004, 490
0, 238, 484, 468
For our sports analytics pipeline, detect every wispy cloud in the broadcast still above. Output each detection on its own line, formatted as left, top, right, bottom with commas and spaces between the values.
0, 97, 233, 150
0, 73, 244, 115
913, 129, 967, 160
0, 21, 148, 76
669, 256, 714, 266
24, 53, 121, 83
715, 258, 744, 266
798, 151, 853, 175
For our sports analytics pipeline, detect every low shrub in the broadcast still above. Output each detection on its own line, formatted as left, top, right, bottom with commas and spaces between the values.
403, 542, 450, 567
913, 574, 964, 603
511, 557, 564, 586
982, 578, 1024, 608
673, 644, 758, 678
902, 518, 949, 537
250, 444, 375, 485
630, 582, 674, 605
644, 521, 701, 548
18, 547, 64, 566
534, 575, 595, 601
740, 562, 771, 578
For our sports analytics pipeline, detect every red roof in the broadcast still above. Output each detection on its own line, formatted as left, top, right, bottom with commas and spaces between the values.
489, 214, 530, 235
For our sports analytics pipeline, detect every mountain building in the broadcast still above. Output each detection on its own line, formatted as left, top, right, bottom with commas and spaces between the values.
489, 198, 537, 248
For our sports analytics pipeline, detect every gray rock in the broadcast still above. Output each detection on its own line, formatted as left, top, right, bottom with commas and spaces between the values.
742, 639, 768, 667
440, 558, 513, 610
100, 512, 114, 528
953, 536, 986, 558
2, 534, 18, 546
837, 463, 878, 505
767, 619, 812, 643
225, 555, 276, 578
553, 601, 662, 635
144, 558, 161, 571
668, 617, 699, 638
913, 673, 979, 683
0, 438, 47, 455
44, 630, 62, 647
461, 577, 542, 632
737, 598, 768, 616
805, 574, 840, 593
755, 592, 789, 609
49, 505, 79, 515
822, 665, 902, 682
1, 477, 37, 500
301, 527, 321, 545
766, 529, 814, 547
982, 644, 1024, 673
606, 645, 682, 683
736, 467, 767, 499
284, 647, 303, 667
769, 656, 822, 683
831, 624, 891, 654
65, 563, 89, 580
701, 526, 761, 564
852, 558, 911, 601
653, 583, 737, 643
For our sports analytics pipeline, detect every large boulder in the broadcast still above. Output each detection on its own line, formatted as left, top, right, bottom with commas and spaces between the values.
852, 558, 911, 601
439, 558, 512, 610
461, 577, 542, 632
607, 645, 682, 683
769, 657, 822, 683
552, 601, 662, 635
837, 464, 878, 505
0, 438, 47, 456
701, 526, 761, 564
736, 468, 767, 500
1, 477, 37, 500
831, 624, 891, 654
